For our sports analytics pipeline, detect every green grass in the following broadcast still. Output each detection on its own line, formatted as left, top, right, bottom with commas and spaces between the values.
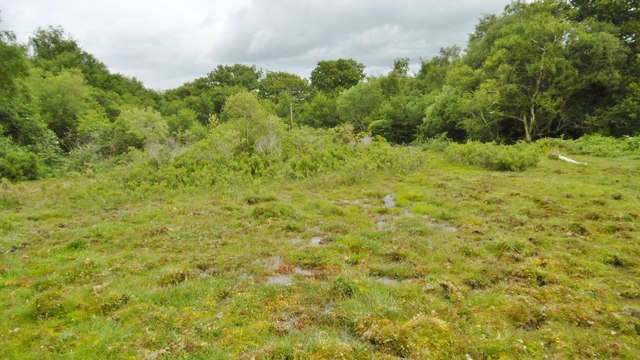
1, 150, 639, 359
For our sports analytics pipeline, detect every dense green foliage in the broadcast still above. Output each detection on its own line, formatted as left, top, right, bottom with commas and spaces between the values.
310, 58, 366, 95
0, 136, 42, 180
0, 0, 638, 183
537, 133, 640, 157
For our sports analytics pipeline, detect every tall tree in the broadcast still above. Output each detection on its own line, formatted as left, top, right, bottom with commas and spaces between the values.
0, 29, 32, 143
258, 71, 311, 121
220, 91, 280, 154
298, 93, 339, 128
207, 64, 262, 90
336, 80, 385, 132
112, 107, 168, 153
417, 47, 461, 93
0, 27, 55, 148
258, 71, 310, 103
310, 59, 365, 95
28, 68, 93, 148
570, 0, 640, 53
458, 0, 626, 141
29, 26, 159, 108
370, 94, 426, 144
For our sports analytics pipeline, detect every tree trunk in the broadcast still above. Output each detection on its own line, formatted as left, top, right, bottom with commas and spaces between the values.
523, 117, 532, 142
528, 104, 536, 142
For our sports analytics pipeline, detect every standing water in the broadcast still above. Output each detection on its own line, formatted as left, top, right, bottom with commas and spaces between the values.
384, 194, 395, 208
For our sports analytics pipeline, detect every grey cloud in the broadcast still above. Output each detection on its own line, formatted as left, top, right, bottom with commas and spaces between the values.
0, 0, 511, 89
211, 0, 508, 77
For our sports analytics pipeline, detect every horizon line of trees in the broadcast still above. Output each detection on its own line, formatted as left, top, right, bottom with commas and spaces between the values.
1, 0, 639, 180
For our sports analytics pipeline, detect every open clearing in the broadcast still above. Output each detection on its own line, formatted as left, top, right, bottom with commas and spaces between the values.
1, 153, 639, 359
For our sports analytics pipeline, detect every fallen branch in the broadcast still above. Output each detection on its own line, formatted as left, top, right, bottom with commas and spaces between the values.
549, 153, 588, 165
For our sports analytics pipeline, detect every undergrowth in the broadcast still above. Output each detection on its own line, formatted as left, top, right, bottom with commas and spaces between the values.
536, 134, 640, 158
445, 141, 541, 171
108, 125, 426, 191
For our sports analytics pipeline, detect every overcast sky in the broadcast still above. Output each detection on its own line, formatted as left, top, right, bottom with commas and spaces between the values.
0, 0, 512, 90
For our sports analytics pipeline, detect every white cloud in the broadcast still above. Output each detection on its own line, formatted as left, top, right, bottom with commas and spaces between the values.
0, 0, 510, 89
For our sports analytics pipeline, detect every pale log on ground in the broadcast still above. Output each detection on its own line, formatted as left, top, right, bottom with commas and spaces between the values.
550, 153, 588, 165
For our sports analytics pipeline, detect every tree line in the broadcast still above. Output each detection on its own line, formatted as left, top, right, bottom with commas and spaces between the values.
1, 0, 638, 180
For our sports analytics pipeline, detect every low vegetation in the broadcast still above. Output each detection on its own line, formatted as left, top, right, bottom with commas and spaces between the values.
444, 141, 541, 171
1, 137, 639, 358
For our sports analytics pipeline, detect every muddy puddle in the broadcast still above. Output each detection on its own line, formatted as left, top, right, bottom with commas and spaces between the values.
375, 277, 400, 285
375, 196, 458, 233
423, 216, 458, 232
384, 194, 396, 208
267, 255, 283, 270
294, 267, 313, 276
266, 274, 293, 285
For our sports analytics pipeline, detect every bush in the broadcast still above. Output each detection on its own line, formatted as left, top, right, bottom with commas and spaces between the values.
65, 144, 104, 173
535, 134, 640, 158
108, 120, 426, 191
418, 133, 452, 152
0, 137, 43, 181
111, 107, 168, 154
445, 141, 540, 171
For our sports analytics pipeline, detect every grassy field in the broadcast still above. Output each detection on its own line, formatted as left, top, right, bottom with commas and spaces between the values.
1, 150, 639, 359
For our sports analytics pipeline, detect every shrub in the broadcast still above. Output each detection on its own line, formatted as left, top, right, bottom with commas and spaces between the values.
536, 134, 640, 158
65, 144, 103, 173
111, 107, 168, 154
445, 141, 540, 171
0, 137, 43, 181
419, 133, 453, 152
109, 120, 426, 191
